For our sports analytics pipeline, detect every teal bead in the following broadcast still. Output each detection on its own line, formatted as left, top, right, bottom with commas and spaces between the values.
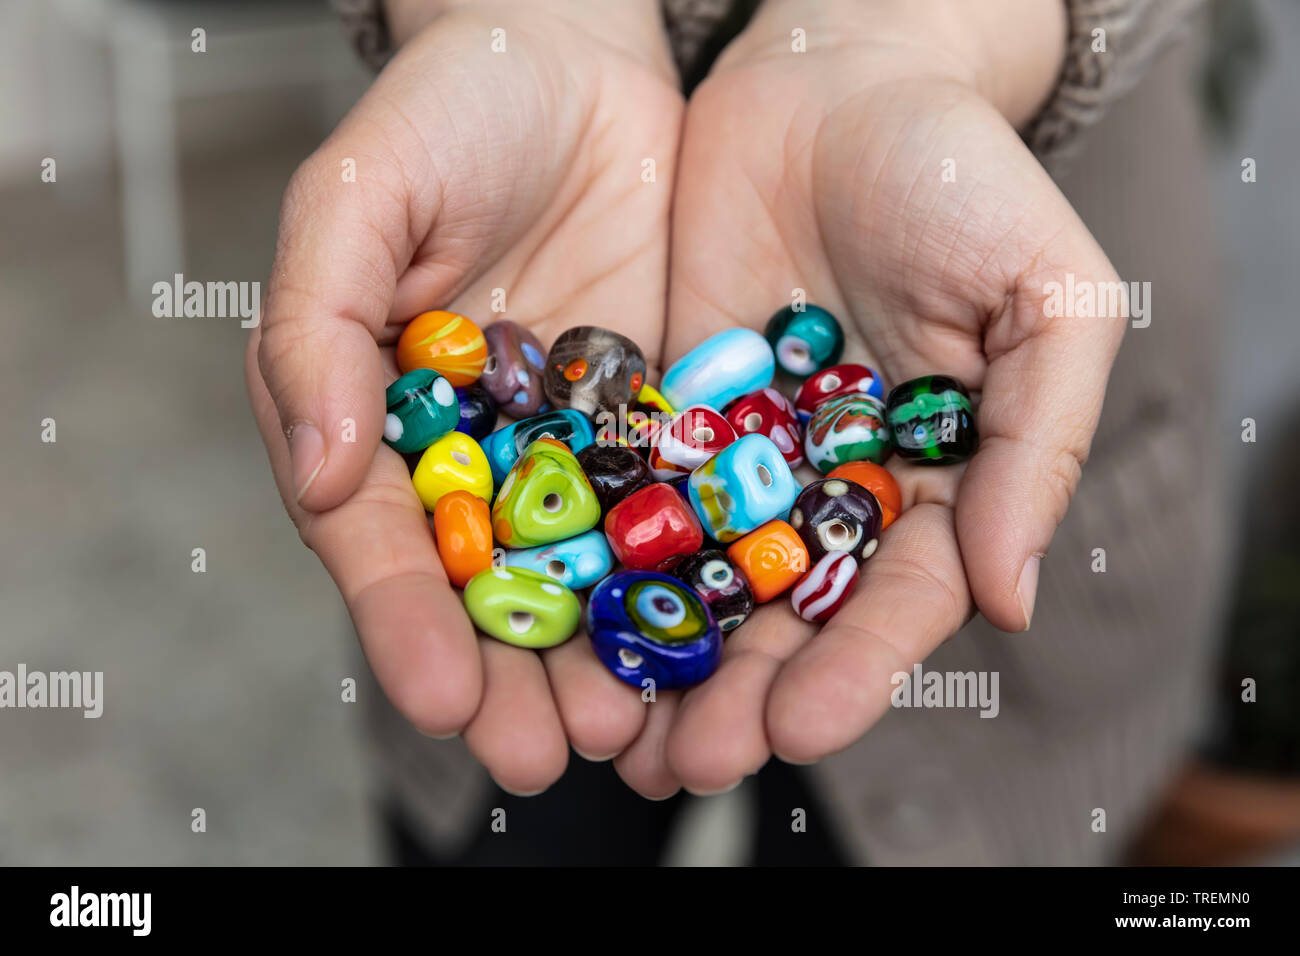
383, 369, 460, 453
764, 305, 844, 378
463, 566, 581, 648
479, 409, 595, 486
502, 529, 614, 590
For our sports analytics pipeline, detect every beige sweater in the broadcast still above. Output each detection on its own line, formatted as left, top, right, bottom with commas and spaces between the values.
334, 0, 1221, 863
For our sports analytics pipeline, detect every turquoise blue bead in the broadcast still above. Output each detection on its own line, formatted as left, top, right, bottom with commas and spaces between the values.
687, 433, 800, 543
502, 529, 614, 590
660, 328, 775, 412
479, 409, 595, 485
383, 368, 460, 453
763, 305, 844, 377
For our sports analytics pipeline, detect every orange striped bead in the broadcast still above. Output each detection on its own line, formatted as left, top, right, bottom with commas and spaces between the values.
396, 310, 488, 386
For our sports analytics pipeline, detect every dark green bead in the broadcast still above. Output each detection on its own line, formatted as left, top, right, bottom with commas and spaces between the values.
885, 375, 978, 464
384, 369, 460, 453
763, 305, 845, 377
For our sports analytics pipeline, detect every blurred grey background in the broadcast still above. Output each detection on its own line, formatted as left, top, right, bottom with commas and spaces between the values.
0, 0, 1297, 865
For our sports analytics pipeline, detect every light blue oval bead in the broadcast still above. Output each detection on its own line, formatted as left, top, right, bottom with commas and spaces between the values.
688, 433, 800, 542
479, 409, 595, 485
660, 328, 775, 412
502, 529, 615, 590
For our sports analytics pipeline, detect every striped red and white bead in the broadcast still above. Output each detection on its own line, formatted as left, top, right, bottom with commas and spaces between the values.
790, 551, 859, 623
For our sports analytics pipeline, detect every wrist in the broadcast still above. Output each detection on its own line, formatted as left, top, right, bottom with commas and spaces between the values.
726, 0, 1066, 127
384, 0, 676, 80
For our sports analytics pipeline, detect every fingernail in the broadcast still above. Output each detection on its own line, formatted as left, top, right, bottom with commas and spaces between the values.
288, 423, 326, 503
1016, 555, 1041, 631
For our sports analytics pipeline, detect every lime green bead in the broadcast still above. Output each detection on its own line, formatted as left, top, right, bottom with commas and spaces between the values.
412, 431, 493, 510
491, 438, 600, 548
463, 566, 581, 648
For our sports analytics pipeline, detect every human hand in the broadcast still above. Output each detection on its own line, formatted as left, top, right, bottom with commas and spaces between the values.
245, 0, 681, 793
620, 0, 1127, 796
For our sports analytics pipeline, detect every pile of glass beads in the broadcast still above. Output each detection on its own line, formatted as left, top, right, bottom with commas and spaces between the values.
385, 305, 977, 690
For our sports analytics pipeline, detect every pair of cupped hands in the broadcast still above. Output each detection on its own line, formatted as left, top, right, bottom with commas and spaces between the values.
246, 0, 1125, 797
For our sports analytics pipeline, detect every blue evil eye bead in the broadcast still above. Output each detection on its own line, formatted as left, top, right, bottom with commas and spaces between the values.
659, 328, 775, 412
479, 409, 595, 485
502, 529, 614, 590
587, 571, 722, 690
454, 384, 498, 442
383, 368, 460, 453
763, 305, 845, 378
688, 433, 800, 543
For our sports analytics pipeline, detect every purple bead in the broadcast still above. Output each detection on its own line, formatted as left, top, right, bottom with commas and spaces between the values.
482, 320, 548, 418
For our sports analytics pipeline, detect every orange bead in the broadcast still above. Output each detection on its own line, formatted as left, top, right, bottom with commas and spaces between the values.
433, 490, 494, 588
726, 520, 809, 603
396, 310, 488, 386
828, 460, 902, 529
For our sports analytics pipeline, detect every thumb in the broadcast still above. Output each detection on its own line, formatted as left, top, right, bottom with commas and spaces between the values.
956, 228, 1126, 632
257, 148, 412, 512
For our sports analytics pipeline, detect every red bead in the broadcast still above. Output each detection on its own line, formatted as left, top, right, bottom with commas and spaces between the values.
794, 363, 884, 421
647, 405, 737, 480
790, 551, 859, 622
604, 483, 704, 570
724, 387, 803, 468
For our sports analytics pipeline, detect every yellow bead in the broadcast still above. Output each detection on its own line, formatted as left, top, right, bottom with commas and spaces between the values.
412, 431, 492, 511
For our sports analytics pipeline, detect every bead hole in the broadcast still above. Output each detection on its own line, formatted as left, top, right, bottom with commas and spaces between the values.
756, 464, 773, 487
821, 373, 841, 392
789, 345, 809, 363
618, 648, 644, 669
692, 426, 715, 443
483, 355, 498, 375
743, 412, 763, 432
508, 611, 534, 634
452, 451, 471, 466
543, 492, 564, 513
825, 520, 850, 547
545, 559, 567, 579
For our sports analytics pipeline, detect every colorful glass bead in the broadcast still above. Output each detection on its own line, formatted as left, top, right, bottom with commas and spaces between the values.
464, 566, 581, 649
587, 571, 722, 690
480, 409, 595, 485
725, 520, 809, 603
453, 384, 498, 442
543, 326, 646, 419
647, 405, 738, 480
659, 328, 775, 412
575, 444, 653, 518
604, 482, 704, 570
789, 478, 882, 562
763, 304, 844, 377
383, 368, 460, 454
666, 549, 754, 633
804, 393, 890, 473
412, 431, 493, 510
433, 490, 494, 588
794, 363, 885, 422
491, 438, 600, 548
502, 529, 614, 590
688, 433, 800, 543
724, 387, 803, 468
886, 375, 978, 464
828, 460, 902, 529
481, 320, 548, 417
791, 551, 859, 623
396, 310, 488, 386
